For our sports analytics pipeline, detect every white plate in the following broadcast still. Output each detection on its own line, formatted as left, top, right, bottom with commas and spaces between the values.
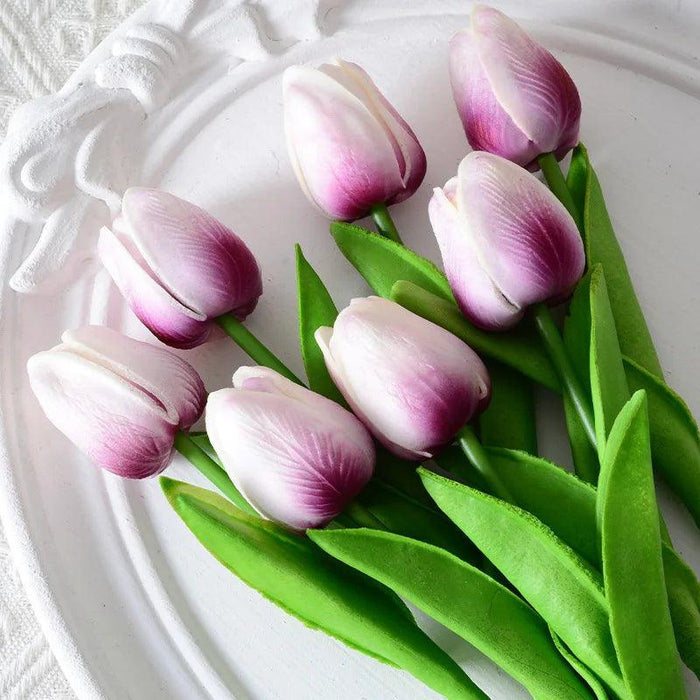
1, 1, 700, 698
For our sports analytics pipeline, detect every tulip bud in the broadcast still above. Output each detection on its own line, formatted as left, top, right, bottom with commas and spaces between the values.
99, 188, 263, 349
28, 326, 206, 478
315, 297, 490, 460
284, 58, 426, 220
430, 151, 585, 331
206, 367, 375, 530
450, 5, 581, 169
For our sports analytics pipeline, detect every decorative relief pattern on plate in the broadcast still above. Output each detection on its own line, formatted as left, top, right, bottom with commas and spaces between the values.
0, 0, 325, 295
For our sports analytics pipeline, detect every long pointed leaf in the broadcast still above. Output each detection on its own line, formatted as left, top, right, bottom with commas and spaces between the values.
597, 392, 685, 698
485, 448, 598, 568
663, 545, 700, 678
489, 447, 700, 680
310, 528, 595, 700
295, 245, 345, 403
573, 144, 662, 378
624, 357, 700, 528
161, 478, 485, 700
330, 221, 453, 300
419, 469, 625, 697
589, 266, 630, 456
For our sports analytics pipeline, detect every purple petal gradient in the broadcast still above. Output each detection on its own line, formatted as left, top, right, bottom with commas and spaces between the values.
457, 152, 584, 317
63, 326, 206, 430
284, 59, 425, 220
330, 60, 427, 204
121, 188, 262, 319
316, 297, 490, 460
99, 225, 212, 349
450, 29, 538, 166
430, 179, 523, 330
450, 6, 581, 168
27, 331, 203, 478
207, 368, 375, 530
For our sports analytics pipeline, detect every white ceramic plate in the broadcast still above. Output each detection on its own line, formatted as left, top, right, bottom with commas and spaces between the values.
2, 1, 700, 697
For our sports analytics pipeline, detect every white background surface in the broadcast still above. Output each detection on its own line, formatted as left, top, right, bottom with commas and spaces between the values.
1, 1, 700, 699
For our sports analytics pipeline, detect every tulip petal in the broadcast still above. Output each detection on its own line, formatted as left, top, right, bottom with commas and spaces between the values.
28, 349, 175, 478
430, 181, 523, 330
330, 59, 426, 203
98, 225, 212, 349
457, 152, 585, 312
121, 188, 262, 319
206, 386, 374, 530
63, 326, 206, 430
284, 65, 405, 220
471, 6, 581, 157
449, 29, 539, 167
316, 298, 490, 460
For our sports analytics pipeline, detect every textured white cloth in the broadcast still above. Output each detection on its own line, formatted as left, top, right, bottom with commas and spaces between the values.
0, 2, 144, 695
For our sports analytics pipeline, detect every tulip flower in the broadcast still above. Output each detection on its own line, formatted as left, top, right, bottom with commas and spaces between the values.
430, 151, 585, 332
27, 326, 206, 478
206, 366, 375, 530
431, 151, 596, 448
99, 188, 301, 383
315, 297, 490, 461
98, 187, 262, 350
450, 5, 581, 171
284, 58, 426, 241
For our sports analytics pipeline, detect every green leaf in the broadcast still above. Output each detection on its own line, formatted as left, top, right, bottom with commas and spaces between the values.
478, 361, 537, 454
663, 545, 700, 679
419, 469, 625, 697
295, 245, 345, 404
358, 479, 483, 565
550, 630, 610, 700
575, 143, 663, 378
161, 478, 484, 700
566, 144, 589, 222
597, 391, 685, 699
485, 448, 599, 568
563, 272, 599, 482
310, 528, 595, 700
624, 356, 700, 528
489, 448, 700, 681
391, 281, 560, 392
330, 221, 453, 300
588, 266, 631, 457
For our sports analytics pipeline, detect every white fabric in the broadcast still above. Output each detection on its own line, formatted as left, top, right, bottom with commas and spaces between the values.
0, 2, 144, 695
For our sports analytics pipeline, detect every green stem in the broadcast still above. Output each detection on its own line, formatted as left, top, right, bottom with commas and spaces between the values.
532, 303, 597, 448
344, 500, 388, 530
174, 432, 256, 515
457, 425, 515, 504
215, 313, 303, 385
370, 203, 403, 244
538, 152, 583, 233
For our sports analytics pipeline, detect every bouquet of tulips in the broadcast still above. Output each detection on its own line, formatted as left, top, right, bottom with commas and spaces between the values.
28, 6, 700, 699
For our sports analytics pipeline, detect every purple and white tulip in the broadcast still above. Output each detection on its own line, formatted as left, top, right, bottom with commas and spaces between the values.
450, 5, 581, 169
284, 58, 426, 221
99, 188, 263, 350
206, 366, 375, 531
315, 297, 490, 461
27, 326, 206, 479
430, 151, 585, 331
